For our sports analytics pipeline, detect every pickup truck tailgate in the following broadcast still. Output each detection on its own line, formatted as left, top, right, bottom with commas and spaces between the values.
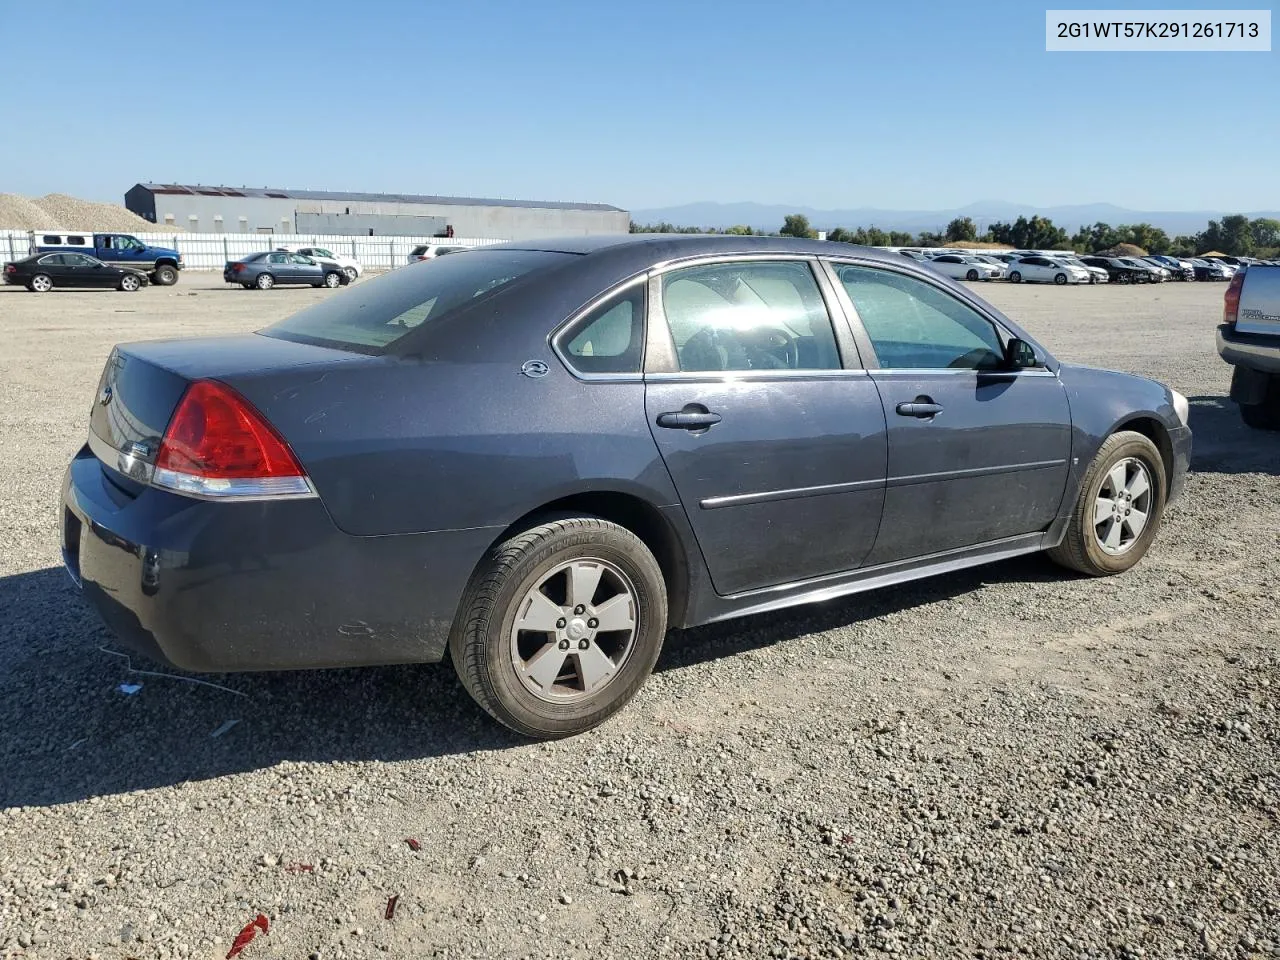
1237, 265, 1280, 336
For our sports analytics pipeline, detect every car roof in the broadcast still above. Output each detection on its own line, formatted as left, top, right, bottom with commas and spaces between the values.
491, 233, 914, 265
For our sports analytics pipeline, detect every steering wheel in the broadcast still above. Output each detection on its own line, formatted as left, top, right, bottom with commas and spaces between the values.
741, 326, 799, 370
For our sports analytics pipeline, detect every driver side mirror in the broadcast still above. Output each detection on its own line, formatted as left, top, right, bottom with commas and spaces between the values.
1005, 337, 1039, 369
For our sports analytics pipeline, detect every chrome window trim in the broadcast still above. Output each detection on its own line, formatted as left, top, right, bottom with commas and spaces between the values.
645, 369, 872, 383
548, 273, 649, 383
819, 257, 1057, 376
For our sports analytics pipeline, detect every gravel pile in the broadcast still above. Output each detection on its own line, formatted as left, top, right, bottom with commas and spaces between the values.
0, 193, 171, 232
0, 281, 1276, 959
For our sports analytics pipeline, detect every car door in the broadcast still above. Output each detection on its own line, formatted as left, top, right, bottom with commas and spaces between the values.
643, 257, 888, 596
66, 254, 112, 287
291, 254, 321, 283
825, 260, 1072, 566
266, 252, 294, 281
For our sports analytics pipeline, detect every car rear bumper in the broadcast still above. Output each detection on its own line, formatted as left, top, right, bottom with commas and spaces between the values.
1217, 323, 1280, 374
61, 445, 500, 672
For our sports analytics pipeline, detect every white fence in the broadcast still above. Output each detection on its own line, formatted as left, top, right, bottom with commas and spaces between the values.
0, 230, 504, 271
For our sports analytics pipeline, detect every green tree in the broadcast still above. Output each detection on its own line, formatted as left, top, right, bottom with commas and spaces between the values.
989, 216, 1069, 250
1118, 223, 1171, 255
945, 217, 977, 243
826, 227, 851, 243
1169, 235, 1197, 256
916, 230, 945, 247
889, 231, 916, 246
865, 226, 891, 246
780, 214, 817, 239
1199, 215, 1254, 256
1250, 217, 1280, 249
722, 224, 756, 236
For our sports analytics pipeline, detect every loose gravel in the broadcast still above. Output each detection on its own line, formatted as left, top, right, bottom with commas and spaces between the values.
0, 193, 166, 232
0, 279, 1276, 959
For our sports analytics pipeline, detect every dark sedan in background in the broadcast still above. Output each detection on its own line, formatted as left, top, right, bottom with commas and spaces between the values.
1079, 256, 1153, 284
63, 235, 1191, 739
224, 251, 349, 290
4, 252, 148, 292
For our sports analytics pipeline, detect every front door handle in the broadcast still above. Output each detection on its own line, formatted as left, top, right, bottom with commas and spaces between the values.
895, 398, 943, 418
656, 407, 722, 430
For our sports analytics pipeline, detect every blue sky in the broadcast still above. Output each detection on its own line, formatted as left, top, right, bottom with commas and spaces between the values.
0, 0, 1274, 212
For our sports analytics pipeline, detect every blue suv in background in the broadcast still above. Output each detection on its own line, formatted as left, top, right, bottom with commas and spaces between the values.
30, 231, 183, 285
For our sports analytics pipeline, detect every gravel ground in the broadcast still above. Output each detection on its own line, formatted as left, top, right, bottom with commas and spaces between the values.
0, 194, 165, 232
1, 277, 1276, 960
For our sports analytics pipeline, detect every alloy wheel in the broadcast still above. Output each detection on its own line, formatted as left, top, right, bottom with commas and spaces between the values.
1093, 457, 1153, 555
509, 558, 639, 703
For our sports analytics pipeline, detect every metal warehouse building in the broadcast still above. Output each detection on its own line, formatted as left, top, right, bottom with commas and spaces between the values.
124, 183, 630, 240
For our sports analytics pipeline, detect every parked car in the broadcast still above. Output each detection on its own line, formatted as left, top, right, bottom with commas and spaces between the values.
1144, 256, 1194, 281
3, 252, 149, 292
407, 243, 471, 265
280, 245, 363, 282
29, 231, 183, 285
898, 250, 930, 262
1187, 258, 1234, 281
925, 254, 1004, 281
1059, 256, 1110, 284
1006, 256, 1090, 285
1080, 256, 1151, 284
1218, 265, 1280, 429
223, 251, 350, 290
62, 235, 1192, 739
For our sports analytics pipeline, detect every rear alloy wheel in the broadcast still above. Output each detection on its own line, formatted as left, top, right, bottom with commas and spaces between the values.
323, 271, 342, 288
255, 272, 275, 290
450, 516, 668, 738
966, 269, 979, 281
1009, 271, 1022, 283
1047, 430, 1166, 576
119, 274, 141, 292
1054, 272, 1068, 285
30, 273, 53, 292
153, 264, 178, 286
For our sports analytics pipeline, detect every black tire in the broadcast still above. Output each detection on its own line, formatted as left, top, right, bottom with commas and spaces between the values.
30, 273, 52, 293
1009, 271, 1022, 283
323, 271, 342, 288
1054, 272, 1068, 285
1047, 430, 1167, 577
966, 269, 979, 281
255, 272, 275, 290
241, 283, 253, 290
1239, 374, 1280, 430
153, 264, 178, 286
343, 266, 358, 282
449, 516, 668, 739
118, 274, 141, 292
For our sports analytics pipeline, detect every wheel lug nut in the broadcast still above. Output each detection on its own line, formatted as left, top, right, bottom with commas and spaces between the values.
587, 618, 598, 629
556, 618, 567, 629
578, 639, 589, 650
573, 605, 585, 615
558, 639, 570, 650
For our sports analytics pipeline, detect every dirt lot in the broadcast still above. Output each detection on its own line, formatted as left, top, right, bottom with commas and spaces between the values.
1, 277, 1276, 960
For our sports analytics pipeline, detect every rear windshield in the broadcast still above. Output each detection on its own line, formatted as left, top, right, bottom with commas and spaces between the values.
261, 249, 571, 353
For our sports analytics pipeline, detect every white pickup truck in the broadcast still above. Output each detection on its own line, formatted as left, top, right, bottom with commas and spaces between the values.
1218, 265, 1280, 429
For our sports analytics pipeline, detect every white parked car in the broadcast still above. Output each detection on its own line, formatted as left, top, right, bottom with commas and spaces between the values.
1006, 256, 1091, 285
407, 243, 471, 265
927, 254, 1004, 281
278, 246, 363, 282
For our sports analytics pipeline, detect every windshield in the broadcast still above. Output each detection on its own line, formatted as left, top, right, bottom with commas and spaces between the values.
261, 249, 571, 352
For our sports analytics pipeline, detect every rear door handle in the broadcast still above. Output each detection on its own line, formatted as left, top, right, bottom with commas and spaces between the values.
656, 409, 722, 430
895, 400, 943, 418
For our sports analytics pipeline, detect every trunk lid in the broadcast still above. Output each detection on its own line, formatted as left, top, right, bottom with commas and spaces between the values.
87, 334, 368, 492
1236, 265, 1280, 337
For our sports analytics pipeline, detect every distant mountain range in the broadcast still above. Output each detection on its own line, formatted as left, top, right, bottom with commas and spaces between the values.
629, 200, 1280, 236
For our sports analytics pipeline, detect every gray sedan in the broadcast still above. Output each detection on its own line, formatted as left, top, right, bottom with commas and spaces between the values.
64, 235, 1191, 739
223, 251, 349, 290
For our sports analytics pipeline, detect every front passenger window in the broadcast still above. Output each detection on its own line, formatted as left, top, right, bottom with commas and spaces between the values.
834, 264, 1006, 370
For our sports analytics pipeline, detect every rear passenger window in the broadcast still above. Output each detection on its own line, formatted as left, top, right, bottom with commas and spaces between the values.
660, 261, 840, 372
834, 264, 1006, 370
560, 286, 645, 375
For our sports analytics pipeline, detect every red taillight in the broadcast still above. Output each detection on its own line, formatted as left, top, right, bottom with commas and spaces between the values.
1224, 271, 1245, 326
231, 263, 245, 273
152, 381, 312, 499
4, 264, 14, 273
